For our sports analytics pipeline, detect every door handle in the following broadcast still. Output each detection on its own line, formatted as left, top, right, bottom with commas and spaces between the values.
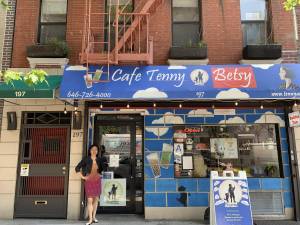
62, 166, 67, 170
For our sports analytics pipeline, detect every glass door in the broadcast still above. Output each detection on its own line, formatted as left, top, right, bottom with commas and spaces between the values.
94, 115, 143, 214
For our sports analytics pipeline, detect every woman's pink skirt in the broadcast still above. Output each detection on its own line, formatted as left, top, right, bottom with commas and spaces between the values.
85, 175, 101, 198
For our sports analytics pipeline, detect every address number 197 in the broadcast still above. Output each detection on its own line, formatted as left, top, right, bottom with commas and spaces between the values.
15, 91, 26, 97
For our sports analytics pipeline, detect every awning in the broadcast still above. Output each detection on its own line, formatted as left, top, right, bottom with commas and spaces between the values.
60, 64, 300, 100
0, 75, 62, 99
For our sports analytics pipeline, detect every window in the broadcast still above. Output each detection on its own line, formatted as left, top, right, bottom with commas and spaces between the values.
173, 124, 282, 178
240, 0, 269, 46
172, 0, 200, 47
39, 0, 68, 44
105, 0, 133, 49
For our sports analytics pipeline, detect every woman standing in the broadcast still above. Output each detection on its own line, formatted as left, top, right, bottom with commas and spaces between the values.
75, 145, 104, 225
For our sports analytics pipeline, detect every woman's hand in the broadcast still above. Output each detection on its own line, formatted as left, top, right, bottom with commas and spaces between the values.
80, 174, 88, 180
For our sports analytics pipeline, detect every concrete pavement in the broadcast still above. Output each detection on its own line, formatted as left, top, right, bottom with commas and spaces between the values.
0, 215, 300, 225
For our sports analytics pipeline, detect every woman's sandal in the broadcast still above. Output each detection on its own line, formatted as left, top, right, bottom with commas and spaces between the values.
86, 222, 93, 225
93, 218, 99, 223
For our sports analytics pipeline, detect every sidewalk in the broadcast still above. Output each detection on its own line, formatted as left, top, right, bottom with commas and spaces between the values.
0, 215, 206, 225
0, 215, 300, 225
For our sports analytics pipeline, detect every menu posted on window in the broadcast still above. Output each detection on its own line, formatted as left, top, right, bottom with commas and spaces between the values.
210, 171, 253, 225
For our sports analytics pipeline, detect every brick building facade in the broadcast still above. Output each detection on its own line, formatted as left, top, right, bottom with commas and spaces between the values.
7, 0, 299, 67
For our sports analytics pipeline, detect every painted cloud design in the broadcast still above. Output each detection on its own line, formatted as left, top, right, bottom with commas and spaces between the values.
153, 112, 184, 124
188, 109, 214, 117
145, 127, 169, 137
251, 64, 274, 70
146, 113, 184, 137
66, 65, 87, 71
255, 111, 285, 127
133, 87, 168, 99
168, 66, 187, 70
219, 116, 246, 124
216, 88, 250, 99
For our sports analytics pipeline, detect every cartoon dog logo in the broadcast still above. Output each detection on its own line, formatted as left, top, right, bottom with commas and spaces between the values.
190, 69, 209, 86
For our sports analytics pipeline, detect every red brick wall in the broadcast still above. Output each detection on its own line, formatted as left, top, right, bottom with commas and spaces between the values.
10, 0, 298, 67
270, 0, 297, 51
202, 0, 243, 64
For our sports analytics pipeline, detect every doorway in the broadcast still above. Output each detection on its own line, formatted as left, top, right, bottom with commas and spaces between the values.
93, 114, 144, 214
14, 112, 71, 218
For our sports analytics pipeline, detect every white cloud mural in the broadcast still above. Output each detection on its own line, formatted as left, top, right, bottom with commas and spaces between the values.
251, 64, 274, 70
145, 127, 169, 137
216, 88, 250, 99
66, 65, 87, 71
255, 111, 285, 127
188, 109, 214, 117
219, 116, 246, 124
133, 87, 168, 99
153, 112, 184, 124
168, 66, 187, 70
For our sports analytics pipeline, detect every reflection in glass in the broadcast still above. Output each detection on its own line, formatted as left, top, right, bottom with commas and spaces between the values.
173, 124, 282, 178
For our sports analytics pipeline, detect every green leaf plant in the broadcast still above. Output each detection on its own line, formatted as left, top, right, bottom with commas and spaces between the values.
0, 69, 48, 88
284, 0, 300, 10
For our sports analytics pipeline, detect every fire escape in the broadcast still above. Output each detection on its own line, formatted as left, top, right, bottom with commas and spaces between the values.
80, 0, 163, 80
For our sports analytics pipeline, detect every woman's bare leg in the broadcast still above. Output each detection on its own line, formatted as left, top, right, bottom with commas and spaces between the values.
92, 197, 99, 220
87, 198, 93, 224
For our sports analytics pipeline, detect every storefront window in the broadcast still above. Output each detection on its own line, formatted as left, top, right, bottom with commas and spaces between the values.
173, 124, 282, 178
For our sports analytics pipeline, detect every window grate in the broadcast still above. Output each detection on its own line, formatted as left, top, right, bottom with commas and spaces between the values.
250, 192, 284, 215
23, 112, 71, 125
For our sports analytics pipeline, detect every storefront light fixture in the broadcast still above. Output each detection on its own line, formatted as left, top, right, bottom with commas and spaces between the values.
260, 104, 264, 109
212, 104, 215, 109
153, 102, 156, 107
100, 103, 103, 109
294, 101, 298, 107
74, 100, 79, 111
64, 103, 67, 114
127, 103, 130, 108
235, 101, 239, 106
179, 103, 182, 108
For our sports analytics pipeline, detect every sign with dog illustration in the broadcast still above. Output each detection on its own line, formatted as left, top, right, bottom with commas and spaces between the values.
100, 179, 126, 206
210, 171, 253, 225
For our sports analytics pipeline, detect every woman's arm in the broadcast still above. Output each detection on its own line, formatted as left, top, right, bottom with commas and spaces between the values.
75, 157, 88, 180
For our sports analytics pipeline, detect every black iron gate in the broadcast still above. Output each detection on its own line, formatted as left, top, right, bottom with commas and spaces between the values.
14, 112, 71, 218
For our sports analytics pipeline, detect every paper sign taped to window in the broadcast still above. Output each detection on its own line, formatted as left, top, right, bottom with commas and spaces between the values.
20, 164, 29, 176
109, 154, 120, 167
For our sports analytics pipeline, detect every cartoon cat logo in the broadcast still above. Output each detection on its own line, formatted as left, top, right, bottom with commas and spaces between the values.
190, 69, 209, 86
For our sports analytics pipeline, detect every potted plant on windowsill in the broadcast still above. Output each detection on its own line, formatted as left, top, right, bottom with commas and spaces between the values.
27, 38, 69, 58
169, 40, 208, 60
243, 43, 282, 60
264, 165, 278, 177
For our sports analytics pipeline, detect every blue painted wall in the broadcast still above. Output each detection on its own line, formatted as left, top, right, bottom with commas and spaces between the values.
143, 107, 293, 211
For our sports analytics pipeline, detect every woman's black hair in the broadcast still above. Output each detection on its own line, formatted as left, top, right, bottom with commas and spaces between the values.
88, 144, 99, 157
281, 67, 294, 80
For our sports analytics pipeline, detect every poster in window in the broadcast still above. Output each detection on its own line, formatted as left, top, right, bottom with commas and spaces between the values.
210, 138, 238, 159
100, 179, 126, 206
182, 155, 194, 170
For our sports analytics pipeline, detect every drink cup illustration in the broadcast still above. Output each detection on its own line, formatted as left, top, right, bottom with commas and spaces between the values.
160, 143, 173, 169
84, 73, 93, 88
146, 153, 161, 178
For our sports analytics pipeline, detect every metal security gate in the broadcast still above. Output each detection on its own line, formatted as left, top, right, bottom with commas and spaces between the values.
14, 113, 71, 218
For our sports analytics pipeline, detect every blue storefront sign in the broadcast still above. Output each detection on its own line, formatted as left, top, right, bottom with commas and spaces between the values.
60, 64, 300, 99
210, 171, 253, 225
